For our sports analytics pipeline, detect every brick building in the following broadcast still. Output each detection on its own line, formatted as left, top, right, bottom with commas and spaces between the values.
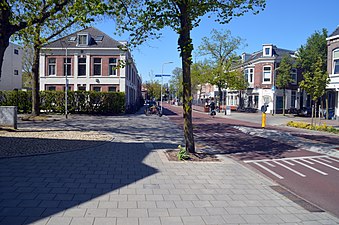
326, 26, 339, 120
232, 44, 303, 113
39, 27, 142, 110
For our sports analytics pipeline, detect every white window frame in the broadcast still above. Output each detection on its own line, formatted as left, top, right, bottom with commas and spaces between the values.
244, 68, 249, 82
48, 58, 56, 76
78, 58, 86, 77
63, 57, 72, 76
249, 68, 254, 83
263, 66, 272, 83
93, 58, 102, 76
77, 34, 88, 46
333, 49, 339, 74
109, 58, 117, 76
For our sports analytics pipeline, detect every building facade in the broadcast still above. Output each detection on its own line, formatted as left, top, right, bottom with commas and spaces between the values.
40, 27, 142, 110
326, 26, 339, 120
0, 43, 22, 91
232, 44, 303, 114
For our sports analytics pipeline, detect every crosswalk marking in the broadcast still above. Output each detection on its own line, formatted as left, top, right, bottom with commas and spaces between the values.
245, 155, 339, 179
300, 158, 314, 164
328, 157, 339, 163
274, 161, 306, 177
291, 159, 328, 175
263, 161, 275, 167
254, 162, 284, 179
309, 158, 339, 171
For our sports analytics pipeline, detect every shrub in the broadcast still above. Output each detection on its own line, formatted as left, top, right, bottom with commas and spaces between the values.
0, 90, 125, 115
177, 145, 190, 161
287, 121, 339, 134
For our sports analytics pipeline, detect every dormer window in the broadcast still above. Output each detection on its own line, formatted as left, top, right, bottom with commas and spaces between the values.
263, 44, 273, 57
77, 34, 88, 46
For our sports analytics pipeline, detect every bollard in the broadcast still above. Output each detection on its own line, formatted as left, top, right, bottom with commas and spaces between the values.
261, 112, 266, 128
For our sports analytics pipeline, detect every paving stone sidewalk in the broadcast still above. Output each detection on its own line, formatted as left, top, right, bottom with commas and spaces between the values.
0, 111, 338, 225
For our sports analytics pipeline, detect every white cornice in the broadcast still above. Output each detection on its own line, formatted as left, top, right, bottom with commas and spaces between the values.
326, 35, 339, 41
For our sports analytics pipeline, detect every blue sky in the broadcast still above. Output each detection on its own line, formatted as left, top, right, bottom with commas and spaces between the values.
95, 0, 339, 83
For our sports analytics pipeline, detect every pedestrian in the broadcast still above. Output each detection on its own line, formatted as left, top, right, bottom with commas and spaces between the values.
210, 98, 216, 116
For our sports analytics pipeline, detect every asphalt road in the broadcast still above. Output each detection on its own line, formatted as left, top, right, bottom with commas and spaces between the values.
163, 103, 339, 218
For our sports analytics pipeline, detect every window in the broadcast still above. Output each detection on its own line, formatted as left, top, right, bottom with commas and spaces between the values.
78, 58, 86, 76
93, 58, 102, 76
48, 58, 56, 76
14, 49, 19, 55
333, 49, 339, 74
263, 66, 271, 83
14, 70, 18, 75
249, 68, 254, 83
47, 86, 56, 91
265, 48, 270, 56
63, 58, 71, 76
291, 91, 296, 108
291, 68, 297, 84
109, 58, 117, 75
78, 85, 86, 91
93, 87, 101, 92
78, 34, 88, 45
244, 69, 249, 82
108, 86, 117, 92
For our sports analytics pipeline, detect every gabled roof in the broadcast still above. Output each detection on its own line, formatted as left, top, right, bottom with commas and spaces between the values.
329, 26, 339, 37
243, 46, 295, 63
43, 27, 125, 49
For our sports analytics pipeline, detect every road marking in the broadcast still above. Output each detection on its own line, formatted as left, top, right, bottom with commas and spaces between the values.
274, 161, 306, 177
244, 155, 329, 163
309, 158, 339, 171
253, 162, 284, 179
328, 157, 339, 163
317, 157, 333, 163
283, 160, 295, 166
291, 159, 328, 175
263, 161, 275, 167
300, 158, 314, 164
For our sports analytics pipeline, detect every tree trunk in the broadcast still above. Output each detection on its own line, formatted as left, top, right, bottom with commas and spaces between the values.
218, 85, 222, 112
0, 2, 13, 78
325, 92, 328, 120
178, 3, 195, 153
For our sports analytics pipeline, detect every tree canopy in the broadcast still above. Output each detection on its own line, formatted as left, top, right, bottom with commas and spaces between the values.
113, 0, 266, 153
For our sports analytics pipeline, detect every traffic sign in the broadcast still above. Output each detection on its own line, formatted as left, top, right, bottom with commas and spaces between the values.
155, 74, 172, 77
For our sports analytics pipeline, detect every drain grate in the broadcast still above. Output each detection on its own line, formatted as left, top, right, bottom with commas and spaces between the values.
270, 186, 324, 212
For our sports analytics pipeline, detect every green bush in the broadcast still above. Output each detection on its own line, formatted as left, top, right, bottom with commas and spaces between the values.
0, 90, 32, 113
0, 90, 125, 115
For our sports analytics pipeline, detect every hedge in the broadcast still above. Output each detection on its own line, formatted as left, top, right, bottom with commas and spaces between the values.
0, 90, 125, 115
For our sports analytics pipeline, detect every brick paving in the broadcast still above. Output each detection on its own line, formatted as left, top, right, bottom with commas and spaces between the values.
0, 110, 338, 224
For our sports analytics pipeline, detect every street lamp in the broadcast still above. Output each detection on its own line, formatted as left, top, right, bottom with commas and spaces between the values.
62, 41, 69, 119
160, 61, 173, 113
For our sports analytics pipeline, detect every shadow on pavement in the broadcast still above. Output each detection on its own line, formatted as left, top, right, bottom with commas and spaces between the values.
0, 138, 177, 225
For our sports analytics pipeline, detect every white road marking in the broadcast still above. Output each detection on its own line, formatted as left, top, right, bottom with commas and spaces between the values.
254, 162, 284, 179
244, 155, 329, 163
317, 157, 333, 163
328, 157, 339, 163
283, 160, 295, 166
263, 161, 275, 167
300, 158, 314, 164
291, 159, 328, 175
309, 158, 339, 171
273, 161, 306, 177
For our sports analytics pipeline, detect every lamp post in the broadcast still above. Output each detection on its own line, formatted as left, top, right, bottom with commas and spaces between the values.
160, 61, 173, 113
62, 41, 69, 119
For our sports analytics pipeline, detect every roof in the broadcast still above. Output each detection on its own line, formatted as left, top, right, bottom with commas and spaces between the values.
329, 26, 339, 37
243, 45, 295, 63
43, 27, 125, 49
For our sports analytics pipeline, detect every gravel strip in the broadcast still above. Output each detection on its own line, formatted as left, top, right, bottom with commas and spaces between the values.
0, 128, 113, 158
